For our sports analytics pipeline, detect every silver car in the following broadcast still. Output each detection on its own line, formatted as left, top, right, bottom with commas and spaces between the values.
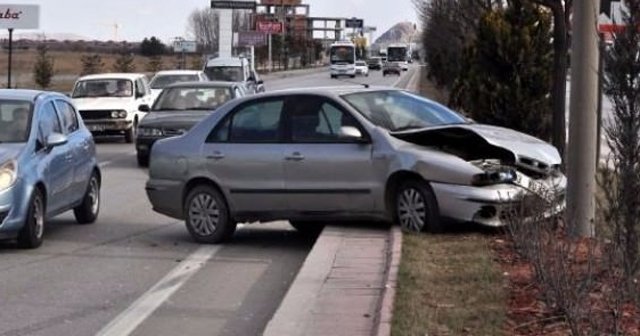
146, 87, 565, 243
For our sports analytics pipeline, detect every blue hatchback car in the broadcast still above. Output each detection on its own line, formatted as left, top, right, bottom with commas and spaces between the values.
0, 90, 101, 248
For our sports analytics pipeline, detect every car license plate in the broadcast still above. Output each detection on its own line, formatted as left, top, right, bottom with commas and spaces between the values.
88, 124, 105, 132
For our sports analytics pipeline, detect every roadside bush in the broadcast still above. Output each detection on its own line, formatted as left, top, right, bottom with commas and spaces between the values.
450, 0, 553, 140
146, 55, 163, 73
80, 54, 104, 75
33, 44, 54, 89
112, 52, 136, 73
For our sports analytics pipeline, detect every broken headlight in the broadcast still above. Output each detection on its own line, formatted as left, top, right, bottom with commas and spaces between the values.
471, 169, 517, 186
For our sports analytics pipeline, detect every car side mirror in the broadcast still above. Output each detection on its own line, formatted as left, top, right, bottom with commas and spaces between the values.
138, 104, 151, 112
46, 133, 68, 149
340, 126, 369, 143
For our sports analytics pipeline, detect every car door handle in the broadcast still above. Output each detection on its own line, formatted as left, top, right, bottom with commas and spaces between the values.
207, 152, 225, 160
285, 152, 305, 161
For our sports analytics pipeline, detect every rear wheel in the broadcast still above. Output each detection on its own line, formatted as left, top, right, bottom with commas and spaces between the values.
185, 185, 236, 244
74, 172, 100, 224
289, 221, 324, 236
395, 179, 442, 233
17, 189, 45, 249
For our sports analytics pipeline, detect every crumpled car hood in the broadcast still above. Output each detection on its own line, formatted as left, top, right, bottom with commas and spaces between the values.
392, 124, 561, 167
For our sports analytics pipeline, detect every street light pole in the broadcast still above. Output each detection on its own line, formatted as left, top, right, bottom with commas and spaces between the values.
567, 0, 600, 238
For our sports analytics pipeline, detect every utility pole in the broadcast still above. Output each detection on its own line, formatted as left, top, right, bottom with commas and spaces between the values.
567, 0, 600, 238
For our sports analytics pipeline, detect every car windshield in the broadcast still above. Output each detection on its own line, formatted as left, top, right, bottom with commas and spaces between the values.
153, 86, 233, 111
342, 90, 468, 132
0, 100, 33, 143
150, 74, 200, 89
204, 66, 243, 82
356, 61, 367, 66
72, 79, 134, 98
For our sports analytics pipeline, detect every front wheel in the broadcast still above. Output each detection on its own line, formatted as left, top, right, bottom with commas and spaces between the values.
74, 172, 100, 224
395, 180, 442, 233
17, 189, 45, 249
185, 186, 236, 244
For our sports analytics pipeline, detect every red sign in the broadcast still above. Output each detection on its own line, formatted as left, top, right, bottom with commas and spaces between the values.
257, 21, 283, 34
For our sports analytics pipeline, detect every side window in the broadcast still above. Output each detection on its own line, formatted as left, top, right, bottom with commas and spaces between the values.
208, 99, 284, 143
38, 102, 62, 141
54, 100, 79, 134
135, 79, 145, 97
288, 96, 362, 143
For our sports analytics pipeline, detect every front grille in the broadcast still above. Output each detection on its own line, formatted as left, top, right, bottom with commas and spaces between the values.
79, 110, 112, 120
163, 128, 187, 137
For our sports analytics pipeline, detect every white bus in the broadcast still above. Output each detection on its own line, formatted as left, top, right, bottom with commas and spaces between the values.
329, 41, 356, 78
387, 44, 409, 71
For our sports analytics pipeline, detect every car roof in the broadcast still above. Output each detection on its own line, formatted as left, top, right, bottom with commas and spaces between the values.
77, 73, 147, 81
152, 70, 203, 76
163, 81, 239, 89
205, 57, 246, 67
248, 86, 402, 99
0, 89, 60, 101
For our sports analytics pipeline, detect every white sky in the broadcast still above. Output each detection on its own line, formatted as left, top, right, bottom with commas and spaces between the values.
0, 0, 417, 42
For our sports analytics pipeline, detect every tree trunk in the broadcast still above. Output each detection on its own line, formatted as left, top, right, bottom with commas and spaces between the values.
550, 5, 568, 160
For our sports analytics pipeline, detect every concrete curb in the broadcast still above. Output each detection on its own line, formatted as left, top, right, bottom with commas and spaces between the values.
262, 227, 343, 336
374, 226, 403, 336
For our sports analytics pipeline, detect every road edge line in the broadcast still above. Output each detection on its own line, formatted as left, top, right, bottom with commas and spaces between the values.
95, 245, 221, 336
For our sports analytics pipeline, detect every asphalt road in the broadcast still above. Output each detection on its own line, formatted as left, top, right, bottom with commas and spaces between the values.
0, 66, 417, 336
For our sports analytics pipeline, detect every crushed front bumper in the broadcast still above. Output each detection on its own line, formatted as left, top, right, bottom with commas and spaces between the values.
431, 173, 566, 227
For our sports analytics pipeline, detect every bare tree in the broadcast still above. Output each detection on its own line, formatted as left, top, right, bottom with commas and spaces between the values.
188, 8, 218, 53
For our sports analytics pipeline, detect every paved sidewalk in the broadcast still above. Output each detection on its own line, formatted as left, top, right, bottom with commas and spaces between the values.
263, 225, 392, 336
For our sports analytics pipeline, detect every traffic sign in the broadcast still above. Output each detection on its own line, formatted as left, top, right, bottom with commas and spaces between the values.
256, 21, 283, 34
173, 40, 197, 53
211, 0, 256, 10
345, 18, 363, 29
238, 31, 266, 46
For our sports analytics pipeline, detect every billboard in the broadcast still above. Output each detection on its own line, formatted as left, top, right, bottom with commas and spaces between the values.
257, 21, 283, 34
260, 0, 301, 5
173, 40, 197, 53
0, 4, 39, 29
211, 0, 256, 10
238, 31, 266, 46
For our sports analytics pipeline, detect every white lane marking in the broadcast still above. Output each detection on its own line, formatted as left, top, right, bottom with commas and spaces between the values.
96, 245, 221, 336
392, 75, 404, 88
99, 161, 112, 168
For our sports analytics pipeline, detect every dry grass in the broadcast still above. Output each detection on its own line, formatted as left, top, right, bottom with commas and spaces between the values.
0, 49, 203, 91
392, 233, 506, 335
419, 71, 450, 105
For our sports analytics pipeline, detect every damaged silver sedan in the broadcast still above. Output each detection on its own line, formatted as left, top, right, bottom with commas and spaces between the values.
146, 87, 566, 243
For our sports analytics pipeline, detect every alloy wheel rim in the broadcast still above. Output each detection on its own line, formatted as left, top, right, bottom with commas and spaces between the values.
188, 193, 220, 236
33, 195, 44, 239
397, 188, 427, 232
89, 178, 99, 215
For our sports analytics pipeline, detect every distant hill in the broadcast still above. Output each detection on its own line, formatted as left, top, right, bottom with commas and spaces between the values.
374, 22, 420, 46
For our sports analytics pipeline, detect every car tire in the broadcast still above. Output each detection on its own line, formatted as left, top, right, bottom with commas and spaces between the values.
17, 188, 45, 249
185, 185, 236, 244
289, 221, 324, 236
395, 179, 443, 233
137, 153, 149, 167
330, 75, 336, 79
124, 127, 134, 143
350, 75, 356, 78
73, 172, 100, 224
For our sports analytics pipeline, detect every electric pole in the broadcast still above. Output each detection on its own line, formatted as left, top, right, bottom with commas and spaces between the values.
567, 0, 600, 237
